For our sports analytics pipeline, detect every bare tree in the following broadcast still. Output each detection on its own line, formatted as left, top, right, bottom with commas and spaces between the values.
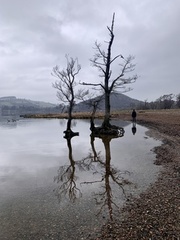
176, 94, 180, 108
84, 94, 104, 131
156, 94, 175, 109
82, 13, 137, 129
52, 55, 88, 134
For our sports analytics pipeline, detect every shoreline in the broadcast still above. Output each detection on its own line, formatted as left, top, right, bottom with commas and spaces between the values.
94, 110, 180, 240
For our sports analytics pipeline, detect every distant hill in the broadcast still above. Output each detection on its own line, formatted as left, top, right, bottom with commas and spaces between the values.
0, 96, 56, 108
0, 96, 62, 116
0, 94, 142, 117
74, 92, 142, 112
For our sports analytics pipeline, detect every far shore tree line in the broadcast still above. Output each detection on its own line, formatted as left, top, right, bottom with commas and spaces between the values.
138, 93, 180, 110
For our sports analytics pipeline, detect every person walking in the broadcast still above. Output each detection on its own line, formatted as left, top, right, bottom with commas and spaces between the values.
132, 109, 137, 122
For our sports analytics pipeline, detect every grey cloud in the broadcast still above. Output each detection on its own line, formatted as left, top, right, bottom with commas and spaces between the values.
0, 0, 179, 103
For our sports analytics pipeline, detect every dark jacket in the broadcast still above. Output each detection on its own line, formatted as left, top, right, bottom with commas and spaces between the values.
132, 110, 137, 118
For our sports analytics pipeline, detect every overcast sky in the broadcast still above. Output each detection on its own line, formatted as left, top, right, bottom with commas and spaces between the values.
0, 0, 179, 103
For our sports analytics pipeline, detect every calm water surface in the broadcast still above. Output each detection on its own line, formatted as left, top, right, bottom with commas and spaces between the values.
0, 118, 161, 239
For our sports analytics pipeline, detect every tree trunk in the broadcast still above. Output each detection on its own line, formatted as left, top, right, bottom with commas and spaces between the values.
66, 119, 72, 131
67, 100, 73, 131
90, 117, 95, 131
102, 16, 114, 129
102, 91, 111, 128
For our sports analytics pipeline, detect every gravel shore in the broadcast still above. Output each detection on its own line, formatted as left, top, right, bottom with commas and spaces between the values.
95, 110, 180, 240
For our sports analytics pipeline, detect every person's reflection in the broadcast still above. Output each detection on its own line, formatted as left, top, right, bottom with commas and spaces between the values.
54, 135, 82, 202
132, 122, 137, 135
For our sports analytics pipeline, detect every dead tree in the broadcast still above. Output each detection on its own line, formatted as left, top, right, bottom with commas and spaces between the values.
82, 13, 137, 129
52, 55, 88, 136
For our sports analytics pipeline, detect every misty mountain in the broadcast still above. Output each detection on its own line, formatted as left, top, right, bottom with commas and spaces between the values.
74, 92, 142, 112
0, 93, 142, 117
0, 96, 56, 108
0, 96, 62, 116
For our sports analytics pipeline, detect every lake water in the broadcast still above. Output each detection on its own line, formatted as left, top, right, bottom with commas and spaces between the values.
0, 118, 162, 240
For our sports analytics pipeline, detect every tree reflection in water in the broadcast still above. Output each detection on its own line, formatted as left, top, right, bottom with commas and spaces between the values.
54, 135, 82, 202
82, 134, 132, 221
54, 130, 133, 222
54, 133, 97, 202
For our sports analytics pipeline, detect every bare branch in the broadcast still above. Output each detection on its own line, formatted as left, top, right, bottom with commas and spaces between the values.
110, 54, 124, 64
90, 41, 107, 66
80, 81, 105, 90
